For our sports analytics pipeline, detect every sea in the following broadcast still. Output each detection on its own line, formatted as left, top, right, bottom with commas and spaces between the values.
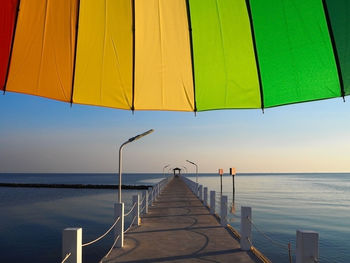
0, 173, 349, 263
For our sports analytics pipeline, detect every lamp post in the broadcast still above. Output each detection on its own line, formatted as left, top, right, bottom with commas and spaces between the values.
186, 160, 198, 185
163, 164, 170, 177
181, 166, 188, 174
118, 129, 154, 202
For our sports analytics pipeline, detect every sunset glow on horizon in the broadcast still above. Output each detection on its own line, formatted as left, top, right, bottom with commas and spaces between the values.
1, 93, 350, 174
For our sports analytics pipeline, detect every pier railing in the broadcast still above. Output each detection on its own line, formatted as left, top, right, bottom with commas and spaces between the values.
61, 175, 173, 263
180, 176, 319, 263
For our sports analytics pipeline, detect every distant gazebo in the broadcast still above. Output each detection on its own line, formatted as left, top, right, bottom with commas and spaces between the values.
173, 167, 181, 177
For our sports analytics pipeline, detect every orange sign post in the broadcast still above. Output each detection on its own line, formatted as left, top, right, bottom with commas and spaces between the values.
230, 167, 236, 203
219, 168, 223, 196
230, 168, 236, 176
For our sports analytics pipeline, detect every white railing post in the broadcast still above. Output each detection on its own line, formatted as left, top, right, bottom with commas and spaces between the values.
153, 185, 157, 201
62, 228, 82, 263
240, 206, 252, 251
204, 187, 208, 206
210, 190, 215, 214
114, 203, 124, 248
220, 195, 228, 226
195, 183, 199, 196
154, 184, 157, 200
132, 195, 140, 226
155, 184, 158, 200
143, 189, 148, 214
296, 230, 319, 263
199, 185, 203, 200
148, 186, 152, 206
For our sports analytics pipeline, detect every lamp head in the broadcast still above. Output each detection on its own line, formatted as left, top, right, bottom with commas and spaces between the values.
128, 129, 154, 142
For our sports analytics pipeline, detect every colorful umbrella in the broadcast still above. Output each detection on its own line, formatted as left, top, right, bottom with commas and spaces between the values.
0, 0, 348, 112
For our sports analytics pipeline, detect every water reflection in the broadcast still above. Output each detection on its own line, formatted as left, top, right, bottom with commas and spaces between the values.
0, 173, 167, 263
1, 173, 350, 263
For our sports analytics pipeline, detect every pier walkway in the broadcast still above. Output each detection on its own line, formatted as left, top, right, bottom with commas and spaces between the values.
106, 177, 259, 263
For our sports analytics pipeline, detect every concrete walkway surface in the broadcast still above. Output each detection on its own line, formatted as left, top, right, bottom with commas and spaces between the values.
106, 177, 260, 263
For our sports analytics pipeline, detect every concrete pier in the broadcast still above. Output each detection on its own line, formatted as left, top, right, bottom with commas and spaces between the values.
105, 177, 259, 263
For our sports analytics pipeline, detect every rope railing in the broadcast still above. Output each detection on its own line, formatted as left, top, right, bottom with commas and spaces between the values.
124, 202, 137, 217
246, 216, 289, 251
139, 195, 146, 205
229, 213, 240, 219
246, 216, 293, 263
61, 177, 174, 263
247, 236, 253, 247
181, 176, 322, 263
99, 235, 120, 262
140, 204, 146, 213
227, 215, 240, 222
61, 253, 71, 263
82, 217, 121, 247
124, 216, 137, 234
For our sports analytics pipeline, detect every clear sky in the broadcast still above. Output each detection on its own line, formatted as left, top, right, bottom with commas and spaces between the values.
0, 92, 350, 173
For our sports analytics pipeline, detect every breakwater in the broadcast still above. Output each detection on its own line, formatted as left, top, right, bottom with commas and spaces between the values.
0, 183, 151, 190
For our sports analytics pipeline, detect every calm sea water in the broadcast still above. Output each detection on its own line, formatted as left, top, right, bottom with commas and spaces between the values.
0, 173, 349, 263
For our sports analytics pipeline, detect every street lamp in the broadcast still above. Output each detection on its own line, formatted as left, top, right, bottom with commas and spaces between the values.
181, 166, 188, 174
186, 160, 198, 185
118, 129, 154, 202
163, 164, 170, 177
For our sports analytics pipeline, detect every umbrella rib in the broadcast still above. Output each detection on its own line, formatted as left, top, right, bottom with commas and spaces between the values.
185, 0, 197, 113
321, 0, 345, 101
131, 0, 136, 111
70, 0, 81, 105
245, 0, 264, 112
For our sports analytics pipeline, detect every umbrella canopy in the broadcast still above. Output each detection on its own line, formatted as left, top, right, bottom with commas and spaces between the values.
0, 0, 348, 112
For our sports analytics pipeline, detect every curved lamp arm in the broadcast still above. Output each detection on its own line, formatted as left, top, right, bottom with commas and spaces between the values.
118, 129, 154, 202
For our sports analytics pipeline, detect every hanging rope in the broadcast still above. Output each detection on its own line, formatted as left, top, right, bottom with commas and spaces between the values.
247, 217, 289, 250
140, 204, 146, 213
124, 216, 137, 233
247, 216, 293, 263
124, 202, 137, 217
227, 214, 240, 222
229, 212, 240, 219
61, 253, 71, 263
82, 217, 120, 247
99, 235, 120, 262
139, 195, 146, 205
247, 237, 253, 247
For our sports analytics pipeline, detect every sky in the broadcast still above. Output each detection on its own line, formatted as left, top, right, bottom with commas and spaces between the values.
1, 92, 350, 173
